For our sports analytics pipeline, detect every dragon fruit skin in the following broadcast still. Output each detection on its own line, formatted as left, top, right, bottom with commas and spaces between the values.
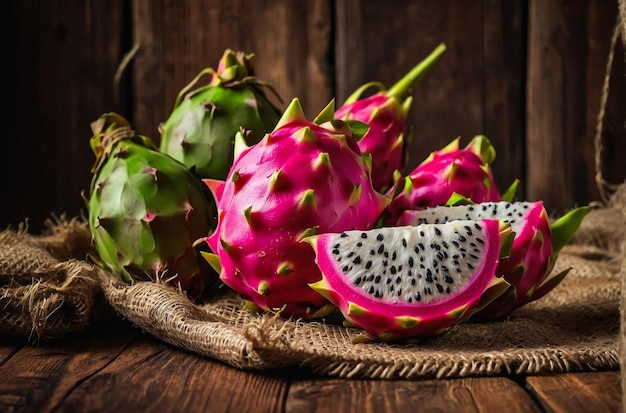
384, 135, 512, 226
204, 98, 388, 319
335, 44, 447, 192
400, 201, 590, 319
87, 113, 217, 299
307, 220, 512, 342
159, 49, 282, 180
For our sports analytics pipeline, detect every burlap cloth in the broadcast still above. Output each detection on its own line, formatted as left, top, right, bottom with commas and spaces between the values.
1, 191, 623, 379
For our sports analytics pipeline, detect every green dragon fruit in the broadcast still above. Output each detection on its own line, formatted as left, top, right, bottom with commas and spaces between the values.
335, 43, 447, 192
159, 49, 282, 180
384, 135, 517, 225
400, 201, 589, 319
88, 113, 217, 298
307, 219, 513, 341
203, 98, 388, 319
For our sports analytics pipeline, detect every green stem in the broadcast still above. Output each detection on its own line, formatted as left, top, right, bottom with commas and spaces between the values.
386, 43, 447, 99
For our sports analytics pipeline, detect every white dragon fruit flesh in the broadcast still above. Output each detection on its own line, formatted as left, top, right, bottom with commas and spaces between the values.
204, 98, 388, 319
307, 219, 513, 341
400, 201, 589, 319
385, 135, 517, 225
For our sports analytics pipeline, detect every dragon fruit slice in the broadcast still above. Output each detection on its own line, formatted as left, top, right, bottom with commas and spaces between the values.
400, 201, 589, 319
384, 135, 518, 225
87, 113, 217, 298
203, 98, 388, 319
307, 219, 513, 341
335, 43, 447, 192
159, 49, 282, 180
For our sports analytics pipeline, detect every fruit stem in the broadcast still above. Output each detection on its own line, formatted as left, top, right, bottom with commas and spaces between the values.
386, 43, 447, 100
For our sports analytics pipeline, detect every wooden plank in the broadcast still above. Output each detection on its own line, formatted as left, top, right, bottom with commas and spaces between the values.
132, 0, 333, 139
0, 318, 138, 413
0, 0, 127, 232
526, 371, 621, 413
482, 0, 527, 198
286, 376, 541, 412
526, 0, 621, 212
335, 0, 487, 174
57, 332, 289, 413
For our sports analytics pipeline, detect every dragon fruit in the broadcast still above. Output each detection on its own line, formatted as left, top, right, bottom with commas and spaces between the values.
203, 98, 388, 318
87, 113, 217, 298
307, 219, 513, 341
400, 201, 589, 319
335, 43, 447, 192
159, 49, 282, 180
384, 135, 518, 225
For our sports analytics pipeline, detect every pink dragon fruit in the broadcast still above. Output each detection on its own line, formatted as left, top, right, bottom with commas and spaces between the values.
400, 201, 589, 319
203, 98, 388, 319
335, 43, 447, 192
384, 135, 517, 225
307, 219, 513, 341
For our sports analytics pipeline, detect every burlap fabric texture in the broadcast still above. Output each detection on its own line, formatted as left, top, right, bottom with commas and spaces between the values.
0, 195, 623, 380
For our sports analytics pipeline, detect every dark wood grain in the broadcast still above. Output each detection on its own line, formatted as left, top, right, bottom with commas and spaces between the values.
286, 376, 541, 413
0, 318, 138, 413
0, 0, 127, 232
335, 0, 487, 175
526, 0, 622, 212
526, 371, 621, 413
57, 332, 288, 413
132, 0, 333, 139
482, 0, 527, 199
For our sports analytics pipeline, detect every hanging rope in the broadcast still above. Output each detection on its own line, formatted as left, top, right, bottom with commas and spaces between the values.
594, 7, 626, 206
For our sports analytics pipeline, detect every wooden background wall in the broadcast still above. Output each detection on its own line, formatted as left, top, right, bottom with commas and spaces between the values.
1, 0, 624, 232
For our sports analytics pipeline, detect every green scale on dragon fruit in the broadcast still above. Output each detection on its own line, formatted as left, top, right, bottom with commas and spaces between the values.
159, 49, 282, 180
307, 219, 513, 342
87, 113, 218, 299
384, 135, 519, 226
203, 98, 388, 319
335, 43, 447, 192
399, 201, 589, 319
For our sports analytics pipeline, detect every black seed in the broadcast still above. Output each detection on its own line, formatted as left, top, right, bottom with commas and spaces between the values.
420, 256, 425, 262
452, 240, 460, 248
432, 260, 438, 268
390, 266, 397, 274
333, 243, 340, 249
474, 222, 481, 230
467, 263, 474, 270
411, 278, 416, 286
356, 242, 363, 247
386, 278, 392, 284
419, 242, 425, 250
347, 252, 354, 258
389, 284, 394, 292
408, 270, 412, 277
436, 252, 444, 261
442, 241, 449, 249
396, 276, 401, 284
397, 288, 402, 297
353, 256, 362, 265
424, 287, 432, 295
398, 265, 403, 272
353, 277, 361, 286
392, 251, 397, 260
365, 261, 372, 269
377, 244, 384, 254
415, 292, 422, 302
383, 260, 388, 267
377, 233, 384, 241
464, 225, 472, 236
476, 237, 484, 244
444, 275, 454, 283
340, 232, 348, 237
436, 284, 444, 293
342, 265, 349, 272
368, 286, 375, 294
384, 251, 389, 258
425, 269, 433, 282
374, 275, 381, 283
434, 227, 441, 236
408, 297, 413, 303
361, 232, 368, 239
482, 205, 488, 211
446, 286, 451, 294
469, 253, 478, 260
367, 274, 375, 282
332, 249, 340, 255
370, 249, 376, 255
419, 230, 425, 237
402, 238, 407, 248
375, 290, 381, 298
459, 235, 467, 242
414, 246, 420, 254
408, 257, 414, 267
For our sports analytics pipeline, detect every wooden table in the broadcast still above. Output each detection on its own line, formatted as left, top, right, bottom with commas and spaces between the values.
0, 316, 620, 413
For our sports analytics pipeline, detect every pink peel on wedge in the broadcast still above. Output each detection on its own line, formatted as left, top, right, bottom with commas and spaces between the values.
307, 219, 512, 341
